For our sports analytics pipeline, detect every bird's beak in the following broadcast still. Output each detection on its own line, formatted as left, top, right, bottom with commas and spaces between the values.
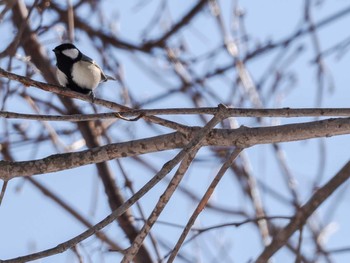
52, 49, 57, 53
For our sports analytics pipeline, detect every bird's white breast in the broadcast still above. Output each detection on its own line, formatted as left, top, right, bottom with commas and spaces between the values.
56, 68, 68, 86
72, 61, 102, 90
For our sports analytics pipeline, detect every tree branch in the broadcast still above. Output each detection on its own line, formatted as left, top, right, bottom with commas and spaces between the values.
1, 117, 350, 180
144, 0, 209, 48
0, 67, 189, 132
3, 107, 350, 122
255, 159, 350, 262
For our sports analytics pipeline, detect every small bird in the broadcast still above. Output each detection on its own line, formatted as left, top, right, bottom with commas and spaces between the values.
52, 43, 114, 99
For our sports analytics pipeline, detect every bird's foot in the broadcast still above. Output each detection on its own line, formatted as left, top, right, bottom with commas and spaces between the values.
89, 91, 95, 102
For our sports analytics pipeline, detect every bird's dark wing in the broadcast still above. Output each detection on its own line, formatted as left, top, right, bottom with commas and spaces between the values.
81, 54, 95, 64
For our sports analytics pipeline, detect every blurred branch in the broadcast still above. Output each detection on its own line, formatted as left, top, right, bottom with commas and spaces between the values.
245, 5, 350, 61
50, 2, 145, 52
255, 160, 350, 262
144, 0, 208, 48
26, 177, 124, 252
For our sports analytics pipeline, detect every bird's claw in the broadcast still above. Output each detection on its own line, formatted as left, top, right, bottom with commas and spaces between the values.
89, 91, 95, 102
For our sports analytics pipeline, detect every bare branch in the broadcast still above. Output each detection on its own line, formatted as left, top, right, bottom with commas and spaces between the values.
3, 107, 350, 122
168, 147, 243, 262
255, 160, 350, 262
1, 117, 350, 180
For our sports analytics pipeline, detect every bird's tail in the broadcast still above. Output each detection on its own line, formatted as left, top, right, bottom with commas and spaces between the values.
105, 75, 116, 81
101, 74, 116, 82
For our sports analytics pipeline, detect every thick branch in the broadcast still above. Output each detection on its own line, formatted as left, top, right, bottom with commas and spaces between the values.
1, 117, 350, 180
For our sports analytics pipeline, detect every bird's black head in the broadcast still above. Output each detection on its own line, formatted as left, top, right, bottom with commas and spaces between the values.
53, 43, 81, 62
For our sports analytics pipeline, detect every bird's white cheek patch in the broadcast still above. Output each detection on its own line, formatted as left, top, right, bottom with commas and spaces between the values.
62, 48, 79, 59
56, 68, 68, 86
72, 61, 101, 90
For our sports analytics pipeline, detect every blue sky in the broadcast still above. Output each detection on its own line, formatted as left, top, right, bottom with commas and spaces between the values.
1, 1, 350, 262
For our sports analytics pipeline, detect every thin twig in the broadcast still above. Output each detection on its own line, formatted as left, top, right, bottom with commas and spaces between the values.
2, 107, 350, 122
0, 181, 8, 205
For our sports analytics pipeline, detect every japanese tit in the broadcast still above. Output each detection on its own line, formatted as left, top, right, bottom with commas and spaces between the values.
52, 43, 114, 98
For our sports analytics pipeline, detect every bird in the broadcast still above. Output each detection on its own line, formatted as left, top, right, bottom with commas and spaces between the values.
52, 43, 114, 99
